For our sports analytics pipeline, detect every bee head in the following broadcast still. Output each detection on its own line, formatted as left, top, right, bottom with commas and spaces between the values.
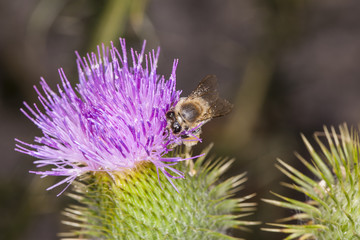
172, 121, 182, 134
166, 110, 182, 134
166, 110, 175, 120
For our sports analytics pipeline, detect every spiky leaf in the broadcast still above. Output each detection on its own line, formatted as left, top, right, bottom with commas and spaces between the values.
263, 124, 360, 239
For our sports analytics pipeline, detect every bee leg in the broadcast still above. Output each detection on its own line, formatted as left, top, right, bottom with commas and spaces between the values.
184, 145, 196, 176
181, 134, 189, 139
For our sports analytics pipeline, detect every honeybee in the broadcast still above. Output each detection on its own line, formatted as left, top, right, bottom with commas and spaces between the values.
166, 75, 233, 147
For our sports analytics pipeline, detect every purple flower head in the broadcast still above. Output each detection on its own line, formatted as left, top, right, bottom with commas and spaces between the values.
15, 39, 190, 195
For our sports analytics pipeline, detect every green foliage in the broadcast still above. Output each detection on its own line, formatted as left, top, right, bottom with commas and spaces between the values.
263, 124, 360, 239
60, 145, 258, 240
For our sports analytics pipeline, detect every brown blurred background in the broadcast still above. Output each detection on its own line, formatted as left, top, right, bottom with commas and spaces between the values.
2, 0, 360, 239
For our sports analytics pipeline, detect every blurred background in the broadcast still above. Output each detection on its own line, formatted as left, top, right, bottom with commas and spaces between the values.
2, 0, 360, 239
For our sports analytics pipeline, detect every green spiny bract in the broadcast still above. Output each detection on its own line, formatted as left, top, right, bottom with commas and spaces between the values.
263, 124, 360, 239
60, 145, 258, 240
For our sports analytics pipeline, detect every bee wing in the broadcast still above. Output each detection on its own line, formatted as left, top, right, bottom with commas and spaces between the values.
208, 97, 233, 118
189, 75, 233, 121
188, 75, 219, 102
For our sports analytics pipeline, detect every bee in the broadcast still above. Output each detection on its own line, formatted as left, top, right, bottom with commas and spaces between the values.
166, 75, 233, 147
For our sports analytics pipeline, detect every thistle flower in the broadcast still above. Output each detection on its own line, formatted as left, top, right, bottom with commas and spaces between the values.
16, 39, 258, 239
263, 124, 360, 239
15, 39, 186, 195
